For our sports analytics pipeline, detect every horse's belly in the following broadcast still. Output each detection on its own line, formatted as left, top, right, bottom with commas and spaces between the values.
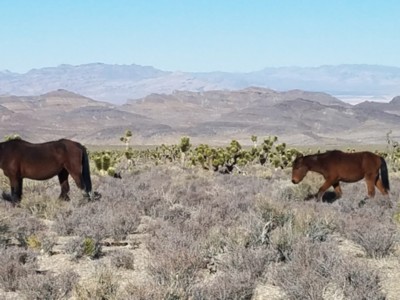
21, 164, 62, 180
22, 171, 57, 180
339, 174, 364, 183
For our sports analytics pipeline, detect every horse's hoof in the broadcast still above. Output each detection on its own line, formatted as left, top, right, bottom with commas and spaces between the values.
2, 192, 13, 202
59, 194, 70, 201
358, 198, 367, 207
113, 172, 122, 179
85, 191, 102, 201
92, 191, 102, 201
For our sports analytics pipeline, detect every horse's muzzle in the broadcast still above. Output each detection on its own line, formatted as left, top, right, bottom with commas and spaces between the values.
292, 179, 298, 184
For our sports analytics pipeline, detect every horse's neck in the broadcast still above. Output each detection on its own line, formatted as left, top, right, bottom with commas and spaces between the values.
305, 155, 325, 175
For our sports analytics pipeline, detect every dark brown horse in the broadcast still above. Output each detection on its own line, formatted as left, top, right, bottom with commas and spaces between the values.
0, 138, 93, 203
292, 150, 390, 201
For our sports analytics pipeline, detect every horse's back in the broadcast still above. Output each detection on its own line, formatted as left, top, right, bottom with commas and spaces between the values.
0, 139, 85, 180
57, 139, 85, 157
325, 150, 382, 180
326, 150, 380, 166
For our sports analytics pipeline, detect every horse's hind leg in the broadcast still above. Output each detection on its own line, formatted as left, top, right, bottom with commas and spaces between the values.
364, 174, 377, 198
375, 178, 389, 196
69, 172, 84, 190
65, 156, 92, 199
58, 169, 70, 201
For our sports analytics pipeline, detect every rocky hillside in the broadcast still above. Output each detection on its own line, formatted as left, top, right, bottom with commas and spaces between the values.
0, 88, 399, 146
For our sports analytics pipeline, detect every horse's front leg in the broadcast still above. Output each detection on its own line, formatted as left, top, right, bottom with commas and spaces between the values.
9, 177, 23, 203
333, 182, 343, 199
316, 179, 334, 201
58, 169, 70, 201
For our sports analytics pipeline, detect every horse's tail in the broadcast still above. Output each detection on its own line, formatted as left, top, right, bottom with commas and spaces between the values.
380, 157, 390, 192
81, 145, 93, 195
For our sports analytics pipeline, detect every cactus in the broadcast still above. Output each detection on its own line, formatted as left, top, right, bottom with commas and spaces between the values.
93, 151, 119, 176
4, 133, 21, 141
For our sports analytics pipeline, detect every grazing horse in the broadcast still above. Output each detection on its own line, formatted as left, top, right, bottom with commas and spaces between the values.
291, 150, 390, 201
0, 138, 93, 203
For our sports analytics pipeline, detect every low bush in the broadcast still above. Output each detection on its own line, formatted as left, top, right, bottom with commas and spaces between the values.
271, 239, 386, 300
18, 269, 79, 300
20, 194, 64, 220
192, 245, 275, 299
338, 205, 398, 258
110, 249, 135, 270
64, 236, 102, 260
0, 247, 37, 292
53, 197, 140, 241
74, 265, 120, 300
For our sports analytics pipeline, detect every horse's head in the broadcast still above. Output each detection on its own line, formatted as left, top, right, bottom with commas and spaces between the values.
291, 154, 308, 184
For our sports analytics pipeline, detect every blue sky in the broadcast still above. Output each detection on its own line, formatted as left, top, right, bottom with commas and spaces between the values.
1, 0, 399, 73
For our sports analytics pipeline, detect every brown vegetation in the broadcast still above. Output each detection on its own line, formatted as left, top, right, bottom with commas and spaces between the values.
0, 156, 399, 299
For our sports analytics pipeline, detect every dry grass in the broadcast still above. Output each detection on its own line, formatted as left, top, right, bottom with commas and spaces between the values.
0, 161, 399, 299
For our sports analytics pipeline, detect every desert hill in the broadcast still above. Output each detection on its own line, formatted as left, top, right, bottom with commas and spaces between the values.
0, 87, 398, 146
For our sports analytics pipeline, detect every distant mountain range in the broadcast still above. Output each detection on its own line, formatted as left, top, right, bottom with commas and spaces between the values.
1, 63, 400, 104
0, 88, 399, 146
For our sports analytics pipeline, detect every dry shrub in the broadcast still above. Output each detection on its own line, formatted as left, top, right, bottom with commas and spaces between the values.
337, 261, 386, 300
271, 239, 386, 300
20, 194, 64, 220
272, 179, 313, 202
122, 281, 164, 299
110, 249, 134, 270
39, 231, 58, 255
53, 197, 140, 241
24, 231, 58, 255
345, 217, 397, 258
0, 247, 37, 292
192, 270, 255, 300
293, 204, 337, 243
261, 202, 336, 261
64, 236, 102, 260
0, 154, 396, 300
272, 239, 341, 300
146, 221, 205, 298
52, 174, 143, 241
18, 269, 79, 300
0, 212, 11, 246
74, 265, 120, 300
7, 212, 45, 247
255, 195, 293, 228
192, 246, 274, 299
163, 203, 191, 224
138, 167, 276, 298
338, 205, 398, 258
269, 220, 301, 261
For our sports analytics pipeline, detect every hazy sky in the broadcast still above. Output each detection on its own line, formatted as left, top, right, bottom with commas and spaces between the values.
1, 0, 399, 73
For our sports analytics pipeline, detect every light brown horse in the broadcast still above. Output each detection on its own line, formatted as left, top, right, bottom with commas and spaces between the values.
0, 138, 93, 203
292, 150, 390, 201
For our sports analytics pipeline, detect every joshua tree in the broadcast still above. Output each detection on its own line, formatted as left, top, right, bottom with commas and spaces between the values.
251, 135, 258, 148
120, 130, 132, 150
179, 136, 191, 167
